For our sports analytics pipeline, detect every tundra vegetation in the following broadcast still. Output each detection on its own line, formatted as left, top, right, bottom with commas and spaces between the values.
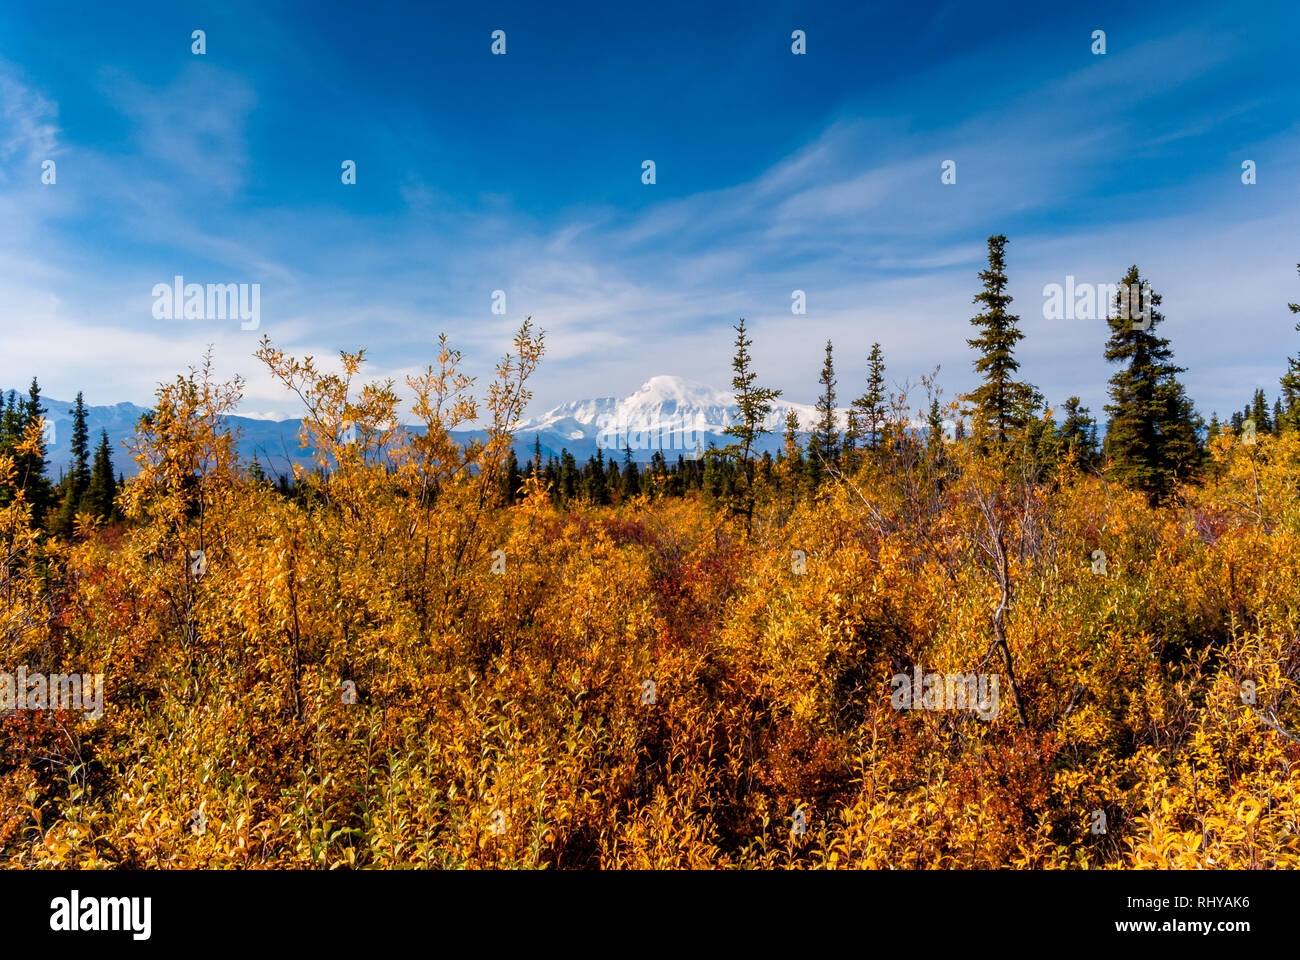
3, 247, 1300, 869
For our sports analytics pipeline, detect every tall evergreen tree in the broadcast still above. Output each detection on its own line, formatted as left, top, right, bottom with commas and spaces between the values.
622, 444, 640, 496
1207, 414, 1221, 442
68, 392, 90, 491
813, 339, 840, 471
605, 451, 621, 498
83, 426, 116, 515
852, 342, 888, 452
778, 410, 804, 503
1249, 389, 1271, 434
963, 235, 1037, 448
584, 449, 610, 504
543, 455, 558, 502
1103, 265, 1202, 501
17, 378, 54, 523
1281, 263, 1300, 429
926, 398, 945, 453
1058, 397, 1100, 469
559, 450, 579, 504
0, 391, 17, 452
502, 448, 522, 502
720, 318, 781, 524
53, 392, 92, 536
843, 408, 860, 458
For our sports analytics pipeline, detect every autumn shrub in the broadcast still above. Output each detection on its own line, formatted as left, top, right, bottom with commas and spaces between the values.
3, 341, 1299, 868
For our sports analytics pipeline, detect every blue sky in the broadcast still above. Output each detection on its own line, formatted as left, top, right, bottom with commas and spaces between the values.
1, 0, 1298, 423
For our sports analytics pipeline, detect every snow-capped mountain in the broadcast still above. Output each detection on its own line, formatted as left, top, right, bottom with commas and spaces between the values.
10, 375, 842, 479
514, 375, 843, 461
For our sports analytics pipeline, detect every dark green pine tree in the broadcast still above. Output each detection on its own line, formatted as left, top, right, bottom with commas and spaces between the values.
1279, 263, 1300, 430
780, 410, 805, 501
843, 408, 861, 459
559, 450, 579, 505
53, 392, 92, 536
926, 398, 945, 453
83, 429, 119, 521
605, 450, 621, 498
852, 342, 888, 452
502, 448, 522, 502
0, 392, 19, 508
622, 444, 640, 496
669, 453, 688, 497
584, 449, 609, 504
543, 455, 559, 504
963, 235, 1037, 448
648, 450, 668, 496
0, 391, 17, 452
812, 339, 840, 473
1103, 265, 1203, 502
1248, 389, 1271, 435
1058, 397, 1100, 469
720, 318, 781, 524
17, 378, 55, 523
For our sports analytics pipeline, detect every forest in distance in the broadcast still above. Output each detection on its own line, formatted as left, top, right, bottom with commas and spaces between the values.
3, 234, 1300, 869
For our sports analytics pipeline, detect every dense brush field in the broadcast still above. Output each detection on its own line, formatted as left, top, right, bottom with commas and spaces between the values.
4, 324, 1300, 869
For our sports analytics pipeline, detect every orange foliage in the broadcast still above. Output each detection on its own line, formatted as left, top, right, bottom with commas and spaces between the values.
3, 331, 1300, 869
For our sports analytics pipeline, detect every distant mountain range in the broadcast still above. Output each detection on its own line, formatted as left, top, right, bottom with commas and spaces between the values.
11, 376, 851, 479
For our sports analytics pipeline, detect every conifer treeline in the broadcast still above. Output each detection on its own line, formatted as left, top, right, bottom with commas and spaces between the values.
0, 383, 122, 531
8, 246, 1297, 526
507, 238, 1295, 511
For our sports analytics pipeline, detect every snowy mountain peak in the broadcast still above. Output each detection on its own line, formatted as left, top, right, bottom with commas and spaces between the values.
627, 375, 734, 409
513, 374, 846, 459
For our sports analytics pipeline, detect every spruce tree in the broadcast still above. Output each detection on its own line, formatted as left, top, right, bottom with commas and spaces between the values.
813, 339, 839, 471
559, 450, 579, 504
843, 408, 860, 459
503, 449, 522, 502
605, 452, 621, 498
1281, 263, 1300, 429
622, 444, 640, 496
90, 428, 118, 521
1248, 389, 1271, 434
1103, 265, 1202, 501
584, 450, 609, 504
852, 342, 888, 452
926, 399, 944, 453
779, 411, 804, 503
963, 235, 1037, 448
1058, 397, 1100, 469
720, 318, 781, 524
68, 392, 90, 491
53, 392, 92, 535
543, 455, 559, 503
18, 378, 54, 523
0, 391, 17, 456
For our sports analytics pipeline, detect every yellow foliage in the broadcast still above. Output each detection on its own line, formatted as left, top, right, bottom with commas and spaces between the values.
4, 336, 1300, 869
